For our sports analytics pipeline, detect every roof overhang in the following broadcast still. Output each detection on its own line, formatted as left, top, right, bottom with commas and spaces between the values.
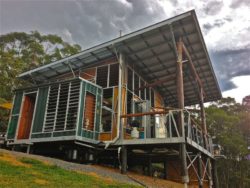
18, 10, 222, 106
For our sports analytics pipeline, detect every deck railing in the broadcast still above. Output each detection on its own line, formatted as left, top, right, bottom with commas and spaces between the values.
120, 109, 213, 153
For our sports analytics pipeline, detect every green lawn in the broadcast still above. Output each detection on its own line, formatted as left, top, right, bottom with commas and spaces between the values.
0, 152, 140, 188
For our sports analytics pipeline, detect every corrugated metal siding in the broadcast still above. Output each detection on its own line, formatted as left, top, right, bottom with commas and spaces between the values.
7, 92, 23, 139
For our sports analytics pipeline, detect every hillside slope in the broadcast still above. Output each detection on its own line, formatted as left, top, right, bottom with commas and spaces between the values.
0, 149, 140, 188
0, 149, 188, 188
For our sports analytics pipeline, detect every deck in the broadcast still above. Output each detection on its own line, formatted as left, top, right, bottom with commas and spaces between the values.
116, 109, 214, 158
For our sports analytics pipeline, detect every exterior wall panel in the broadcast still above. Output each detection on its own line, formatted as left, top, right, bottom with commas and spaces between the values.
32, 87, 49, 133
7, 91, 23, 139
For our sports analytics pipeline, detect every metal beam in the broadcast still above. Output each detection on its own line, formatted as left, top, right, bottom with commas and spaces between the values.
134, 75, 175, 91
122, 41, 177, 104
121, 146, 127, 174
197, 153, 203, 188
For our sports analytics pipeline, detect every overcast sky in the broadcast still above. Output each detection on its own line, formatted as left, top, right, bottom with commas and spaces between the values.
0, 0, 250, 103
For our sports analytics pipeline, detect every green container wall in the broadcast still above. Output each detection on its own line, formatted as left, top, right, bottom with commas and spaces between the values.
32, 87, 49, 133
77, 82, 102, 140
31, 133, 52, 138
7, 91, 23, 139
7, 78, 102, 142
95, 88, 102, 132
77, 81, 85, 136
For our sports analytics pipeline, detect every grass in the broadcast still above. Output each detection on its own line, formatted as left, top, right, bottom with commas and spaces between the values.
0, 152, 140, 188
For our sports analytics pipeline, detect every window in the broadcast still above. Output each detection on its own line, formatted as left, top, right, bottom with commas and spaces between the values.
140, 79, 145, 100
150, 88, 155, 107
96, 66, 108, 87
134, 73, 139, 96
127, 68, 133, 91
109, 64, 119, 86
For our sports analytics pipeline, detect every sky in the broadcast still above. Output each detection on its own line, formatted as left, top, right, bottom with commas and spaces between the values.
0, 0, 250, 103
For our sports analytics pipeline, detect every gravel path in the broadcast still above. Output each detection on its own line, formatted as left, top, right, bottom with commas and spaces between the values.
0, 149, 141, 186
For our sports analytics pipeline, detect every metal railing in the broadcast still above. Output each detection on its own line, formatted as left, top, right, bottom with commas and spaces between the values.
120, 108, 213, 153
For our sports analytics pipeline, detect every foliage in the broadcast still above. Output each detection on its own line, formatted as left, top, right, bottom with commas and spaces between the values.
0, 31, 81, 100
0, 31, 81, 131
206, 97, 250, 188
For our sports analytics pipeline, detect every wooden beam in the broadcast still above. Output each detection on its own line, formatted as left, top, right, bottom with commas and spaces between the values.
177, 39, 184, 110
199, 87, 208, 135
182, 43, 205, 97
176, 38, 189, 186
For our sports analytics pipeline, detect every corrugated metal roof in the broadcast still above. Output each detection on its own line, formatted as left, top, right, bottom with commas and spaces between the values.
18, 10, 221, 106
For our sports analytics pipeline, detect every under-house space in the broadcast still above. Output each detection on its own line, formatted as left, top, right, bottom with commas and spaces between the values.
6, 10, 221, 187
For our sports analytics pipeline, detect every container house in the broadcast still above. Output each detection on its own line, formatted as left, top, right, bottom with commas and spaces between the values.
6, 10, 221, 187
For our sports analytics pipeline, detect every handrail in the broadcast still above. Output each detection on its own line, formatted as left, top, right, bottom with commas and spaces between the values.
120, 108, 213, 153
120, 110, 170, 118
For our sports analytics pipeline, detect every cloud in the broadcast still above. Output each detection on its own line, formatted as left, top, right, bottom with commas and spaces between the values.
230, 0, 250, 8
0, 0, 166, 49
1, 0, 250, 97
210, 48, 250, 91
203, 19, 227, 33
62, 28, 75, 44
223, 75, 250, 103
203, 0, 224, 15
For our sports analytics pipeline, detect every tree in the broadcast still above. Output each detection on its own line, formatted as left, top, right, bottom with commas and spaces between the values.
206, 97, 250, 188
0, 31, 81, 131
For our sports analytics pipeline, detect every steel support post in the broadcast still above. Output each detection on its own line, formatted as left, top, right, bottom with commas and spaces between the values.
197, 152, 203, 188
26, 145, 31, 154
164, 158, 168, 179
200, 88, 209, 149
208, 159, 213, 188
211, 160, 219, 188
176, 38, 189, 186
121, 146, 127, 174
148, 157, 152, 176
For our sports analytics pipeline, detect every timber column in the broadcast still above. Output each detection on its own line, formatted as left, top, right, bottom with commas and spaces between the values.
176, 38, 189, 186
119, 52, 127, 174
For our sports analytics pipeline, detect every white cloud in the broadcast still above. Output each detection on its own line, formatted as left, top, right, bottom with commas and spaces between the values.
223, 75, 250, 103
158, 0, 250, 51
118, 0, 133, 9
61, 28, 75, 44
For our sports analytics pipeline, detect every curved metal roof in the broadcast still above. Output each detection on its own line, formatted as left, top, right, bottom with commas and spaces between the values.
18, 10, 221, 106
